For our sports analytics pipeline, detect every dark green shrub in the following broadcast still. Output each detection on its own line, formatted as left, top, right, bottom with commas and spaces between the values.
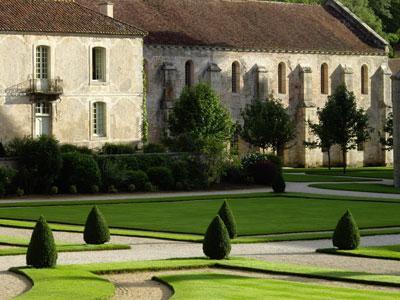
108, 185, 118, 193
144, 182, 155, 192
241, 153, 282, 172
332, 210, 360, 250
0, 142, 6, 157
49, 186, 58, 195
203, 215, 231, 259
143, 143, 166, 153
170, 160, 190, 185
128, 184, 136, 192
272, 173, 286, 193
221, 160, 246, 184
218, 200, 237, 239
60, 144, 93, 155
83, 206, 110, 244
91, 185, 99, 193
0, 167, 16, 197
147, 167, 175, 190
241, 153, 280, 185
124, 170, 148, 191
59, 152, 101, 193
8, 136, 62, 194
26, 216, 57, 268
69, 185, 77, 194
101, 143, 136, 154
16, 188, 24, 197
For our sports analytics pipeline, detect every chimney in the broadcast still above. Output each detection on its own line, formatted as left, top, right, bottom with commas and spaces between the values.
99, 1, 114, 18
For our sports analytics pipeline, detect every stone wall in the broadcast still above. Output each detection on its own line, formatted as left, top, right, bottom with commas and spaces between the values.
144, 45, 392, 167
0, 33, 143, 148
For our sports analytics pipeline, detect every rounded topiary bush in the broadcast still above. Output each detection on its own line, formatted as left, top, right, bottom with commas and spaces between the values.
83, 206, 110, 245
203, 215, 231, 259
147, 167, 175, 190
272, 173, 286, 193
59, 152, 101, 193
26, 216, 57, 268
218, 200, 237, 239
332, 210, 360, 250
125, 170, 148, 191
246, 160, 279, 185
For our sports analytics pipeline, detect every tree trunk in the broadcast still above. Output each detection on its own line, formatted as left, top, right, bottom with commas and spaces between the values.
342, 146, 347, 174
327, 148, 331, 170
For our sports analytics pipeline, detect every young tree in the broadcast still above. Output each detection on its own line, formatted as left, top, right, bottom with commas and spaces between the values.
380, 112, 393, 150
218, 200, 237, 239
323, 85, 370, 173
240, 97, 295, 157
332, 210, 360, 250
83, 206, 110, 244
203, 215, 231, 259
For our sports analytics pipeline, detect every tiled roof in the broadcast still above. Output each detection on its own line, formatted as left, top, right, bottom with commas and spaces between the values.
0, 0, 145, 36
79, 0, 385, 54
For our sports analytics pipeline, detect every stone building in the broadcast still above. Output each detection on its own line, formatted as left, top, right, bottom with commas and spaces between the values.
79, 0, 393, 167
0, 0, 145, 148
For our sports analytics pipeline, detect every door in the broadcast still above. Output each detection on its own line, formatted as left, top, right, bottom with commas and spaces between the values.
35, 102, 51, 137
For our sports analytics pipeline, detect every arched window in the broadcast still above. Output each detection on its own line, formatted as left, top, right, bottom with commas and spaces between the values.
36, 46, 50, 79
321, 63, 328, 94
278, 62, 286, 94
232, 61, 240, 93
93, 102, 106, 136
185, 60, 194, 87
92, 47, 106, 81
361, 65, 368, 95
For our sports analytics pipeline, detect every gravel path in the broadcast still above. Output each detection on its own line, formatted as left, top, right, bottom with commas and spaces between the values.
104, 267, 400, 300
0, 271, 31, 300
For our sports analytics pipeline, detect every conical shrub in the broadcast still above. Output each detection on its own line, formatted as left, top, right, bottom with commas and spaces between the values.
203, 215, 231, 259
272, 173, 286, 193
83, 206, 110, 244
26, 216, 57, 268
332, 210, 360, 250
218, 200, 237, 239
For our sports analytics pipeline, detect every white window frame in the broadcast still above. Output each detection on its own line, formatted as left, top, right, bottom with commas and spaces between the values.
34, 101, 52, 137
90, 45, 109, 84
35, 46, 50, 80
92, 102, 106, 137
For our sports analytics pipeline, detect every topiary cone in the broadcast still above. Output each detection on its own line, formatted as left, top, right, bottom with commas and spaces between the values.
83, 206, 110, 244
272, 173, 286, 193
26, 215, 57, 268
332, 209, 360, 250
218, 200, 237, 239
203, 215, 231, 259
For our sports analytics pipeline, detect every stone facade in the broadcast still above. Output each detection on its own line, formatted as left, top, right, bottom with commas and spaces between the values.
0, 34, 144, 148
144, 45, 392, 167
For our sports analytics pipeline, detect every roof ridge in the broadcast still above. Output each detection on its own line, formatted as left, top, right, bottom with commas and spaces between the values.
72, 0, 148, 36
221, 0, 321, 6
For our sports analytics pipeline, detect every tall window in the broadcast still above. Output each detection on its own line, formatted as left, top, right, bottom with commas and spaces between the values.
278, 62, 286, 94
185, 60, 194, 87
35, 101, 51, 137
232, 61, 240, 93
93, 102, 106, 136
92, 47, 106, 81
361, 65, 368, 95
36, 46, 49, 79
321, 63, 328, 94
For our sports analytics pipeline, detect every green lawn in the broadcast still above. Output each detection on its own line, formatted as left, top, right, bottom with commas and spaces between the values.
317, 244, 400, 261
284, 167, 393, 179
310, 183, 400, 194
15, 257, 400, 300
1, 193, 400, 236
284, 174, 377, 182
157, 272, 400, 300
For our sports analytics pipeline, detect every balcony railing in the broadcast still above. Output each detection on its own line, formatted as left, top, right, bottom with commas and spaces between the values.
27, 78, 63, 96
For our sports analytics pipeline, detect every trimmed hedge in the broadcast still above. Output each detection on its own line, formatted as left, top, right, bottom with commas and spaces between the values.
101, 143, 136, 154
143, 143, 166, 153
218, 200, 237, 239
333, 210, 360, 250
203, 215, 231, 259
147, 166, 175, 190
26, 216, 57, 268
272, 173, 286, 193
60, 144, 93, 155
83, 206, 110, 245
59, 152, 101, 193
0, 167, 16, 197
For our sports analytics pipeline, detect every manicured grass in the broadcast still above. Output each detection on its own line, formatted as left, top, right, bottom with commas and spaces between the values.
289, 167, 393, 179
157, 272, 400, 300
284, 173, 377, 182
14, 257, 400, 299
310, 183, 400, 194
317, 244, 400, 261
1, 193, 400, 236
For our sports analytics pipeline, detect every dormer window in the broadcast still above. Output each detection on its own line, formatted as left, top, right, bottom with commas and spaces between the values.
92, 47, 106, 81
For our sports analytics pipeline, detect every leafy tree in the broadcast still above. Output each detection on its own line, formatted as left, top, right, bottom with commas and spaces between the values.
240, 97, 295, 157
203, 215, 231, 259
26, 216, 57, 268
322, 85, 370, 173
380, 112, 393, 150
168, 83, 233, 154
218, 200, 237, 239
0, 142, 6, 157
332, 210, 360, 250
83, 206, 110, 244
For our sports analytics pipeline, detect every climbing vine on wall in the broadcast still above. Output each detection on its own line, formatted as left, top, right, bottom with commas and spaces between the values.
142, 60, 149, 144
